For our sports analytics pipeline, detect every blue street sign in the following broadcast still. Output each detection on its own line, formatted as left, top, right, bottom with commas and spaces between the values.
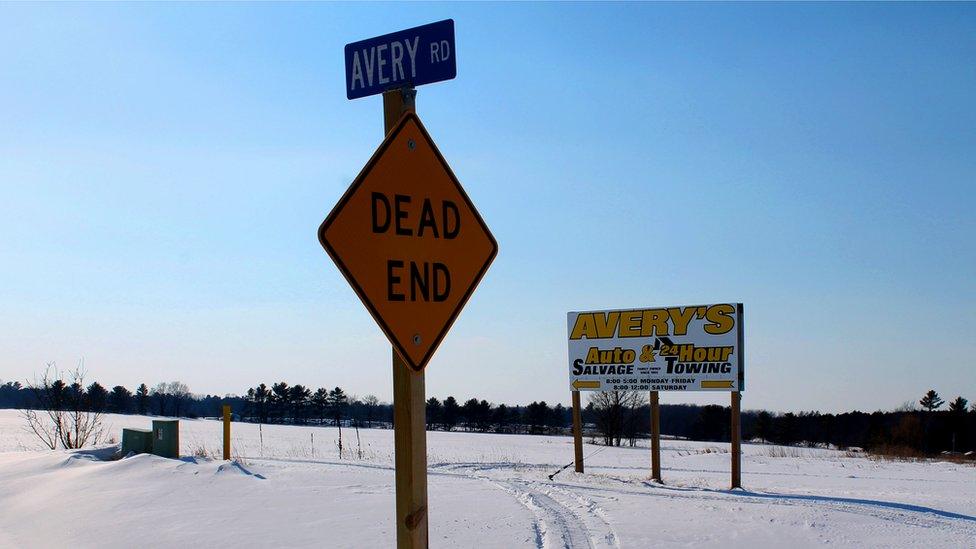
344, 19, 456, 100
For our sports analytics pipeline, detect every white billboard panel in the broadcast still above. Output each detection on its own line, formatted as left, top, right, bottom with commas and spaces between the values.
567, 303, 744, 392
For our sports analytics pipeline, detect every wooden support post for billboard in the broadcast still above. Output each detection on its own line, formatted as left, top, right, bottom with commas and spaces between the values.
571, 390, 584, 473
650, 390, 662, 483
383, 87, 428, 549
731, 390, 742, 489
222, 404, 231, 461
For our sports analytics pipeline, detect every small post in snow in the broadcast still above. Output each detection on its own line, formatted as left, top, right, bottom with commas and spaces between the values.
731, 391, 742, 489
222, 405, 231, 460
572, 390, 584, 473
650, 391, 662, 483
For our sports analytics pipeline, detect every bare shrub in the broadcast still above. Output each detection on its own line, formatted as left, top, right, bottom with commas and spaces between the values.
232, 446, 250, 466
21, 362, 104, 450
21, 408, 58, 450
762, 446, 810, 458
589, 390, 645, 447
191, 443, 218, 459
150, 381, 192, 417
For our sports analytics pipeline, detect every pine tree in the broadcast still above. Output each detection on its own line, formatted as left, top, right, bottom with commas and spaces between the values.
108, 385, 133, 414
86, 382, 108, 412
326, 387, 348, 426
442, 396, 460, 431
755, 410, 773, 443
477, 400, 493, 432
493, 404, 511, 433
271, 382, 290, 423
551, 403, 567, 431
254, 384, 270, 423
946, 396, 969, 454
461, 398, 480, 430
425, 397, 442, 430
136, 383, 149, 415
948, 396, 968, 413
526, 401, 551, 435
289, 384, 311, 424
919, 389, 944, 412
244, 388, 256, 420
312, 388, 329, 424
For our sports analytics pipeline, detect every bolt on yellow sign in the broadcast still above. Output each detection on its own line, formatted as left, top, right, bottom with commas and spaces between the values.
567, 303, 744, 392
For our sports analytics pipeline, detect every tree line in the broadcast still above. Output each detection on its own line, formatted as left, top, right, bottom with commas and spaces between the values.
238, 382, 574, 435
3, 374, 973, 455
743, 390, 975, 456
1, 376, 229, 419
595, 388, 975, 457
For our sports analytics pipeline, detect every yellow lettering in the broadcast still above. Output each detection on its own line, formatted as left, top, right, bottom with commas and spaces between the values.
570, 314, 596, 339
585, 347, 600, 364
594, 312, 620, 339
640, 309, 670, 336
618, 310, 642, 337
668, 307, 696, 336
704, 304, 736, 334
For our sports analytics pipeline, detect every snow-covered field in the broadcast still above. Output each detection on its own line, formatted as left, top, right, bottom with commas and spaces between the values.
0, 410, 973, 548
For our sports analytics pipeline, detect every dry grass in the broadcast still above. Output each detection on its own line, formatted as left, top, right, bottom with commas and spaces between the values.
938, 454, 976, 466
190, 443, 219, 459
675, 446, 728, 457
232, 444, 250, 466
865, 444, 926, 462
863, 445, 975, 466
761, 446, 810, 458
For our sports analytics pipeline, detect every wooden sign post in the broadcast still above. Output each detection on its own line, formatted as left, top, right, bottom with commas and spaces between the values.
731, 390, 742, 489
222, 404, 231, 460
571, 390, 584, 473
649, 390, 662, 483
384, 88, 429, 547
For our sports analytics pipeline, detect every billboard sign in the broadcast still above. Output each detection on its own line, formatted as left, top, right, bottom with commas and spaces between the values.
567, 303, 743, 392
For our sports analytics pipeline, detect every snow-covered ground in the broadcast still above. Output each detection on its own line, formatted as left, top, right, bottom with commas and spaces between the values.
0, 410, 973, 548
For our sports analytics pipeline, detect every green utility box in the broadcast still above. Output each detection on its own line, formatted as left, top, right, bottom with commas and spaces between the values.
121, 428, 153, 456
151, 419, 180, 459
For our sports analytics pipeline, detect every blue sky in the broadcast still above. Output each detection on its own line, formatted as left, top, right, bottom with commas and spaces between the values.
1, 3, 973, 412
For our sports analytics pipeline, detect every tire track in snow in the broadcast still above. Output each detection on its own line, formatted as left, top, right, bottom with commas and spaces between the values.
539, 481, 620, 548
562, 478, 976, 537
430, 462, 620, 549
491, 478, 594, 549
429, 462, 589, 549
253, 457, 598, 547
251, 457, 974, 544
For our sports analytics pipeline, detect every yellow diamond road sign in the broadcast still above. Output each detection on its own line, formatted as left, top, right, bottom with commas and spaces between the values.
318, 112, 497, 372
